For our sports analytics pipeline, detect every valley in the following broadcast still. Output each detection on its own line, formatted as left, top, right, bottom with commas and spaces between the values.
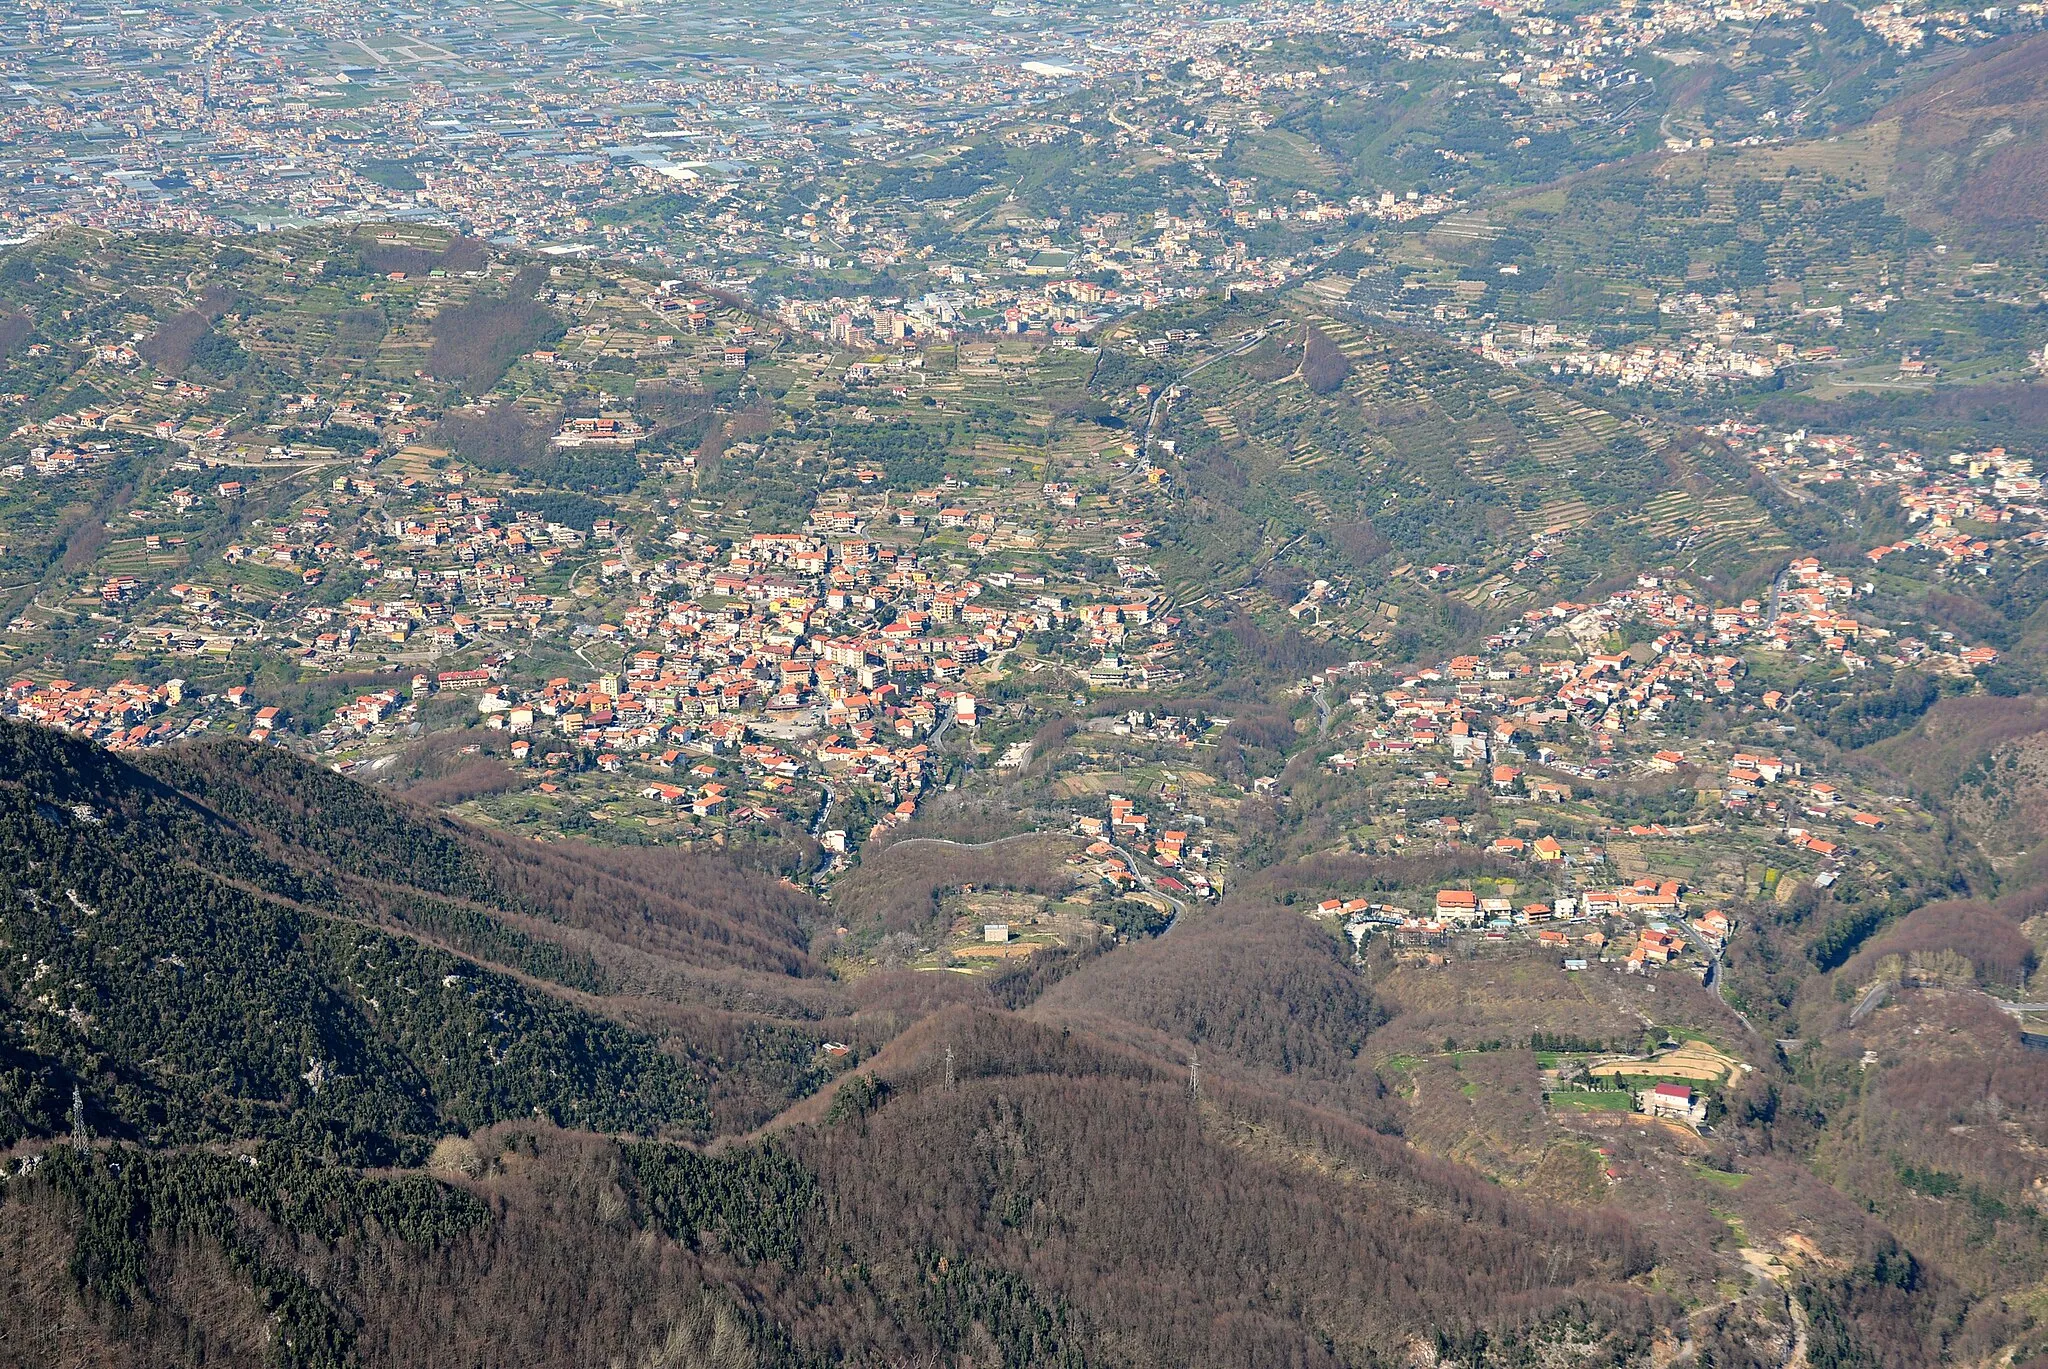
2, 4, 2048, 1366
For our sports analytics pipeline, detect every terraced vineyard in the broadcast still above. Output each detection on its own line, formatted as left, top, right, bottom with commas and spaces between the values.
1144, 291, 1802, 642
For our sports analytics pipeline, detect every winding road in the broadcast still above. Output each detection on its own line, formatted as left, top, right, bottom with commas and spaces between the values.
1665, 910, 1759, 1037
1764, 562, 1791, 627
1142, 328, 1270, 454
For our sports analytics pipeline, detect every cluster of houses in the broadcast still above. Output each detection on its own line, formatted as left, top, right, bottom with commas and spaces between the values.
78, 475, 617, 661
1326, 597, 1756, 782
1332, 648, 1899, 869
1329, 875, 1736, 975
271, 476, 1190, 831
1722, 423, 2044, 579
4, 403, 1207, 847
1555, 337, 1779, 389
3, 676, 191, 748
0, 675, 290, 750
4, 438, 126, 480
1299, 547, 1972, 886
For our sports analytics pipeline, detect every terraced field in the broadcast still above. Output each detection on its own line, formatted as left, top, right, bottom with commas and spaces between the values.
1137, 292, 1806, 641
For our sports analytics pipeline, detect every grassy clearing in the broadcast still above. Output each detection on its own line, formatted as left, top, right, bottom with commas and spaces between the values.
1547, 1089, 1633, 1112
1693, 1165, 1750, 1190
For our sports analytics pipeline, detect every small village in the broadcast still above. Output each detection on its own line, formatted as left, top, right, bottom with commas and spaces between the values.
3, 397, 1997, 892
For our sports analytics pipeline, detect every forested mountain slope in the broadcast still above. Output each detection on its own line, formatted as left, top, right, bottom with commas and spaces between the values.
7, 721, 2044, 1366
0, 723, 1690, 1369
0, 718, 798, 1159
